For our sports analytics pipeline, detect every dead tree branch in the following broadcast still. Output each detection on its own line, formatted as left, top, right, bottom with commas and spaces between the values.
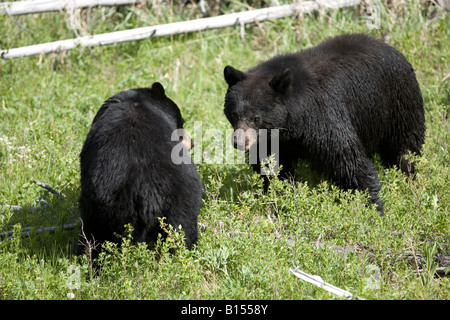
1, 1, 362, 59
33, 180, 64, 198
0, 223, 77, 244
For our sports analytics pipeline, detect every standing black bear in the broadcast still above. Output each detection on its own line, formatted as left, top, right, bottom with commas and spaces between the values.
77, 82, 202, 258
223, 34, 425, 214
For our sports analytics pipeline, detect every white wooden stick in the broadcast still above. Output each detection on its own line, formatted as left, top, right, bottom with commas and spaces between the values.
0, 1, 361, 60
290, 267, 357, 299
0, 0, 141, 16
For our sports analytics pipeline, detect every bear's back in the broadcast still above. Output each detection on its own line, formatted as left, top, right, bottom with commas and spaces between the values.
79, 88, 190, 205
244, 33, 423, 156
86, 88, 181, 163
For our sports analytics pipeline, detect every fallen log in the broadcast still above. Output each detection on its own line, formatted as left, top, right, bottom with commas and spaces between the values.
0, 0, 361, 59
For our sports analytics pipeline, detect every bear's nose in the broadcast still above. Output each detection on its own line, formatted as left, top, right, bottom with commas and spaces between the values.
233, 134, 243, 149
232, 132, 247, 151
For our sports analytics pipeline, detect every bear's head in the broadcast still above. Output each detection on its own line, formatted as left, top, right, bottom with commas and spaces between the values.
223, 65, 291, 151
150, 82, 193, 151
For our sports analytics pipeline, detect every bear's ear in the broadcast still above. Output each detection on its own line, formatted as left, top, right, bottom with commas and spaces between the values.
224, 65, 245, 87
151, 82, 166, 96
269, 68, 293, 94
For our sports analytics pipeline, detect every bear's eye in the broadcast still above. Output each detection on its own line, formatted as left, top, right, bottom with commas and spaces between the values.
253, 116, 260, 124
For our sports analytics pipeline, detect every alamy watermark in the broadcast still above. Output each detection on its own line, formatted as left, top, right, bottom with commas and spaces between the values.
364, 264, 381, 290
366, 2, 381, 30
66, 265, 80, 299
171, 122, 280, 175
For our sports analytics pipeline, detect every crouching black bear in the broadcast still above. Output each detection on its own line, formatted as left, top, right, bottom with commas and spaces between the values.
77, 82, 202, 258
223, 33, 425, 214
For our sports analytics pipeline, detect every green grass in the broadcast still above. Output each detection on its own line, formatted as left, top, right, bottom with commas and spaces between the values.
0, 0, 449, 300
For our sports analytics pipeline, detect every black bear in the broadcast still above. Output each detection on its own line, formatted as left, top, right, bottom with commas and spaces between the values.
77, 82, 202, 258
223, 33, 425, 214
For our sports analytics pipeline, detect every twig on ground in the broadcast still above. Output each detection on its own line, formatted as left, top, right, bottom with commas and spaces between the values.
33, 180, 64, 198
1, 0, 34, 34
0, 223, 77, 244
290, 266, 361, 299
1, 200, 49, 213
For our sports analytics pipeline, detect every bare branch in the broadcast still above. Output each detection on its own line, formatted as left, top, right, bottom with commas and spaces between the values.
0, 223, 77, 244
1, 200, 49, 212
33, 180, 64, 198
1, 1, 362, 59
1, 0, 34, 34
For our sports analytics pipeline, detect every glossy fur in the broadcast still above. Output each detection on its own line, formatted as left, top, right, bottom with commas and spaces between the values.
78, 83, 202, 257
224, 34, 425, 214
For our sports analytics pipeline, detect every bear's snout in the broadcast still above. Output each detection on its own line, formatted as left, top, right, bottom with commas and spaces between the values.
232, 128, 257, 151
180, 129, 194, 151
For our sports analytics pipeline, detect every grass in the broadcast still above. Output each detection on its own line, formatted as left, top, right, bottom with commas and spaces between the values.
0, 0, 449, 300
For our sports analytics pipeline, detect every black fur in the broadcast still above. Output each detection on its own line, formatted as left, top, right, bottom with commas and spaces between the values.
77, 82, 202, 258
223, 34, 425, 214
